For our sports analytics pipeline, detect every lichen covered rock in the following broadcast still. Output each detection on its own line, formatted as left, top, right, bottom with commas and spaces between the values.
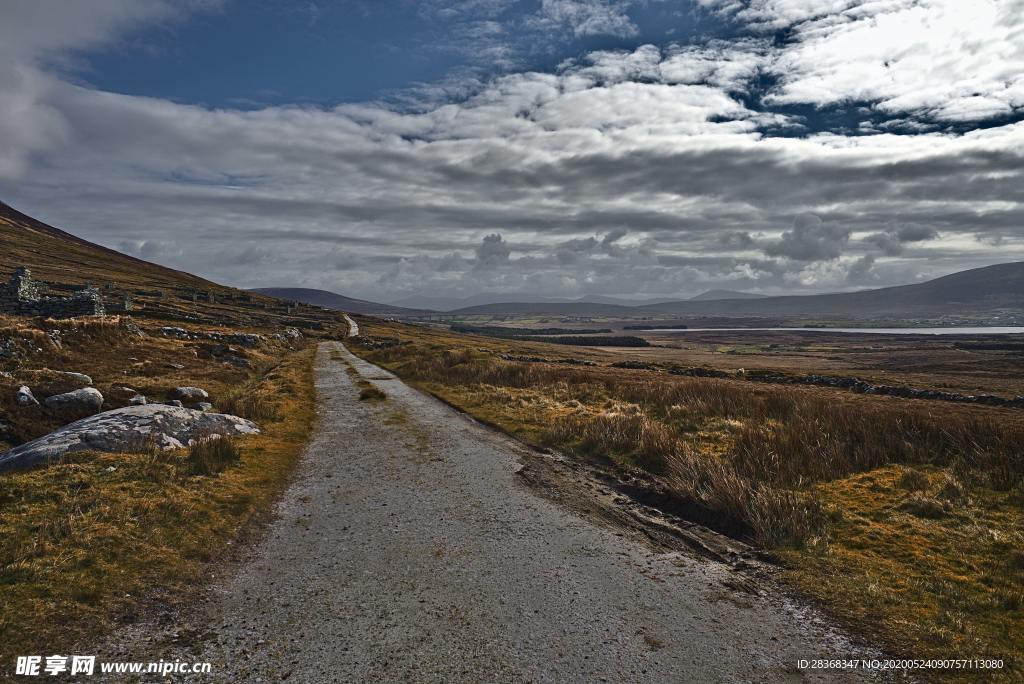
0, 404, 259, 472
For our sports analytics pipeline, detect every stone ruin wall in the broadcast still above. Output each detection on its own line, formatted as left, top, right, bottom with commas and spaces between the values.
0, 268, 106, 318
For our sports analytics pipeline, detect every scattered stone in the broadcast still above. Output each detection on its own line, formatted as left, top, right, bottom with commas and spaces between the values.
174, 386, 210, 402
192, 402, 214, 412
122, 320, 145, 338
611, 361, 657, 370
167, 400, 184, 408
160, 326, 191, 339
58, 371, 93, 386
129, 395, 148, 406
744, 371, 1024, 408
0, 404, 260, 472
669, 367, 730, 379
349, 336, 402, 350
166, 363, 186, 370
200, 343, 251, 367
15, 385, 39, 406
0, 339, 18, 359
43, 387, 104, 419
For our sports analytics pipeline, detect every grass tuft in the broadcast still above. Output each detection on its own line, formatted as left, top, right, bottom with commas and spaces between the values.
187, 436, 241, 476
358, 384, 387, 401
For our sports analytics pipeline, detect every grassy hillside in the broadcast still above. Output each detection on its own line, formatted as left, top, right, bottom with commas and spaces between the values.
0, 202, 214, 292
0, 202, 338, 329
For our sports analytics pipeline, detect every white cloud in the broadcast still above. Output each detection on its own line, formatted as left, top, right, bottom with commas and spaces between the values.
703, 0, 1024, 122
528, 0, 640, 37
0, 2, 1022, 300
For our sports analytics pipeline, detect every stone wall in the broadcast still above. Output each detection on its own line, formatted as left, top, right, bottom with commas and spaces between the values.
0, 268, 105, 318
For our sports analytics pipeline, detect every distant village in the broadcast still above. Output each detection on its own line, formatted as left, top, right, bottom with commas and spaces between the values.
0, 267, 114, 318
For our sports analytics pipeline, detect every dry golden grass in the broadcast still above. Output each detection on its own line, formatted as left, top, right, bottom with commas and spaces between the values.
187, 436, 242, 476
780, 466, 1024, 674
349, 319, 1024, 677
0, 344, 317, 659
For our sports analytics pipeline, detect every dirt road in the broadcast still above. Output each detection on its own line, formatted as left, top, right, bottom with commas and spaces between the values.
115, 342, 881, 682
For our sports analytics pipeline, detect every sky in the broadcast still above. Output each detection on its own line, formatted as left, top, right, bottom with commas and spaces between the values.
1, 0, 1022, 303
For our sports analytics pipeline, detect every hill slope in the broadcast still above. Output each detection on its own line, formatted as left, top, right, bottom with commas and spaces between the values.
251, 288, 430, 316
0, 201, 338, 328
0, 202, 215, 292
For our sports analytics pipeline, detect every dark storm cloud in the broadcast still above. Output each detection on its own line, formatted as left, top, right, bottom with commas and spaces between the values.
764, 215, 850, 262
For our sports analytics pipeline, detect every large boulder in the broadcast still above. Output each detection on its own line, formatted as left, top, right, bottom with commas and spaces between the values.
0, 405, 260, 473
43, 387, 104, 420
174, 386, 209, 402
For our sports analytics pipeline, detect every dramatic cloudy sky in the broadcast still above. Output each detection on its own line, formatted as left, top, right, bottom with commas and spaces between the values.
1, 0, 1022, 302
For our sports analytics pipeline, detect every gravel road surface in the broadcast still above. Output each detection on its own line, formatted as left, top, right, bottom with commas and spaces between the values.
115, 341, 881, 682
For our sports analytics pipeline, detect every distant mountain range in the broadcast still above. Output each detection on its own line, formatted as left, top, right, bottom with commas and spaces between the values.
7, 199, 1018, 323
257, 264, 1024, 320
688, 289, 767, 301
250, 288, 430, 316
449, 263, 1024, 318
389, 293, 680, 311
390, 290, 762, 311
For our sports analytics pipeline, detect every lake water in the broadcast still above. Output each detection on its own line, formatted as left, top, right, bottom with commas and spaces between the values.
648, 327, 1024, 335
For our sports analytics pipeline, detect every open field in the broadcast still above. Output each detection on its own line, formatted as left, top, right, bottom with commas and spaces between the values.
413, 315, 1024, 398
348, 316, 1024, 680
629, 329, 1024, 399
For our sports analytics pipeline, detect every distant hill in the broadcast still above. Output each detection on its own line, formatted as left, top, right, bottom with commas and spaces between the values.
252, 288, 430, 316
636, 262, 1024, 318
689, 290, 766, 301
449, 262, 1024, 319
576, 294, 682, 306
391, 293, 572, 311
449, 301, 637, 316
